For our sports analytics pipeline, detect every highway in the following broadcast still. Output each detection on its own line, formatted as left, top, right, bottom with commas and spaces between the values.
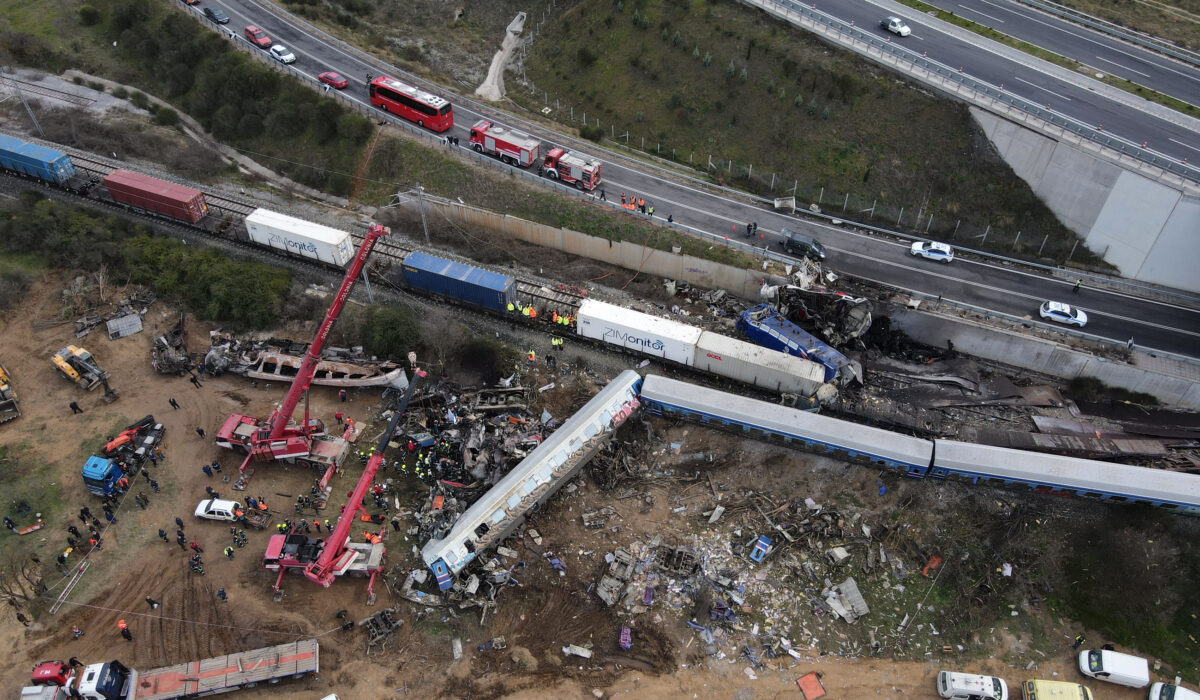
195, 0, 1200, 357
919, 0, 1200, 108
805, 0, 1200, 164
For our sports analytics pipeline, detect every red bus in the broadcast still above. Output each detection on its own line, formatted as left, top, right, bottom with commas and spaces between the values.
368, 75, 453, 132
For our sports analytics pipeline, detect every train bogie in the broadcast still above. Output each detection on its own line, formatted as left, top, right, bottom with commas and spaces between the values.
401, 251, 514, 312
103, 169, 208, 223
0, 134, 76, 184
244, 209, 354, 267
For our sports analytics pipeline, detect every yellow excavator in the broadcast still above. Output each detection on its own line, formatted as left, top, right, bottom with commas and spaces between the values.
52, 346, 118, 401
0, 362, 19, 424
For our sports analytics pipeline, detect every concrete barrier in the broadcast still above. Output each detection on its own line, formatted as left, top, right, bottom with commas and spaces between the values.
888, 306, 1200, 410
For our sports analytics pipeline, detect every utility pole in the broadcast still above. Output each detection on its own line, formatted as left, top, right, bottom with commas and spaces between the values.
416, 184, 430, 245
6, 70, 44, 138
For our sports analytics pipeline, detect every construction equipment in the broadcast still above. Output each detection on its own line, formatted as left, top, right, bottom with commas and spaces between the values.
52, 344, 118, 401
0, 361, 19, 424
262, 369, 425, 604
216, 223, 393, 484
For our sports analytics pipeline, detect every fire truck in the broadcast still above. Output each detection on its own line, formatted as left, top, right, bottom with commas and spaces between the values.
468, 120, 541, 167
539, 147, 602, 191
468, 120, 603, 190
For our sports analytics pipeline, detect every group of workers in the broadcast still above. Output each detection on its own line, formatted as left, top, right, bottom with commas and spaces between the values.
619, 193, 654, 217
506, 300, 577, 330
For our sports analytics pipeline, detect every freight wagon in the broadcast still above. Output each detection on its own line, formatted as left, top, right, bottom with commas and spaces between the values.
0, 133, 76, 184
243, 209, 354, 267
576, 299, 702, 366
693, 330, 832, 400
102, 170, 208, 224
401, 251, 515, 311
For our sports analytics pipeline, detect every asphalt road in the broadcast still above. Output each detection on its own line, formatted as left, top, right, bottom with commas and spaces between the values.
192, 0, 1200, 357
930, 0, 1200, 108
812, 0, 1200, 164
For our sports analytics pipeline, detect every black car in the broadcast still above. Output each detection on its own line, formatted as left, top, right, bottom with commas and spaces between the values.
780, 228, 827, 260
203, 6, 230, 24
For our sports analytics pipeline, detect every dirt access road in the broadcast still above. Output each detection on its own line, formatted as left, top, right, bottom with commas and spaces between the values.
0, 274, 1160, 700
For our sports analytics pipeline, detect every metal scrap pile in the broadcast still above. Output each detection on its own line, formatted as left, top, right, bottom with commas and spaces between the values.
151, 313, 196, 375
67, 284, 155, 339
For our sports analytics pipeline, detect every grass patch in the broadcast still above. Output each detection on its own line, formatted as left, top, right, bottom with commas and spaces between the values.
0, 194, 293, 330
363, 134, 757, 268
1057, 509, 1200, 676
513, 0, 1094, 265
1052, 0, 1200, 53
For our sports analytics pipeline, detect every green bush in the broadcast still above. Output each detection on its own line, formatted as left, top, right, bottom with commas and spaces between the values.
580, 124, 604, 142
361, 305, 420, 360
153, 107, 179, 126
129, 91, 151, 110
111, 86, 128, 99
79, 5, 102, 26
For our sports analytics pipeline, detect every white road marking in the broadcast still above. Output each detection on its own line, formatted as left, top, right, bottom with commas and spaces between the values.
1013, 76, 1072, 100
958, 4, 1006, 22
1094, 55, 1151, 78
1168, 137, 1200, 155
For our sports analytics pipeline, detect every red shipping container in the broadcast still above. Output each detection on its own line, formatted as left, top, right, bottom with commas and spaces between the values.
103, 169, 208, 223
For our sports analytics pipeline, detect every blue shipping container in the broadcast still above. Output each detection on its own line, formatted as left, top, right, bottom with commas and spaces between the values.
401, 251, 514, 311
737, 304, 851, 383
0, 133, 76, 184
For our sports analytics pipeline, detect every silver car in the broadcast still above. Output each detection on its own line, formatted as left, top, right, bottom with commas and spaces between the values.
1039, 301, 1087, 327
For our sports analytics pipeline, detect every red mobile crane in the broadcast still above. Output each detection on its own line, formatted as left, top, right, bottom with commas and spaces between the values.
215, 223, 391, 485
263, 369, 425, 604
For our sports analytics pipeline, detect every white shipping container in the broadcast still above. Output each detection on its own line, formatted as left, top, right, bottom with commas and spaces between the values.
576, 299, 701, 366
694, 331, 827, 396
245, 208, 354, 267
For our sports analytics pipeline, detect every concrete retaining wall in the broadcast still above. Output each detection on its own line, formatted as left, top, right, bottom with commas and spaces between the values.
972, 108, 1200, 293
889, 307, 1200, 410
426, 200, 773, 299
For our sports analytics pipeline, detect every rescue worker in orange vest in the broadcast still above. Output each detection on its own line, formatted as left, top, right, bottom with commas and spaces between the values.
529, 306, 537, 320
527, 350, 536, 365
551, 310, 559, 324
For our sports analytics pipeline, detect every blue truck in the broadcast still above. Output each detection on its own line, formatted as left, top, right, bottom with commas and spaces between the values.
737, 304, 853, 384
81, 416, 165, 497
82, 456, 125, 497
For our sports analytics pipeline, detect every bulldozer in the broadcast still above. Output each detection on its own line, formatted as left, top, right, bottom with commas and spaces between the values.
0, 362, 19, 424
52, 345, 118, 402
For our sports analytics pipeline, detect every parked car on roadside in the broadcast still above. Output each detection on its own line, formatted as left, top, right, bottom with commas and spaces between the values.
1149, 682, 1200, 700
203, 6, 230, 24
781, 228, 828, 260
270, 44, 296, 64
911, 241, 955, 263
937, 671, 1008, 700
882, 16, 912, 36
1039, 301, 1088, 328
1077, 649, 1150, 688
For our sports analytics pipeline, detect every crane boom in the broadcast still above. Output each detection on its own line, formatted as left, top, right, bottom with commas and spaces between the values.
304, 369, 426, 587
266, 223, 390, 440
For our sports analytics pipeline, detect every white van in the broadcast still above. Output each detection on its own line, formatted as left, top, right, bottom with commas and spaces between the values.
938, 671, 1009, 700
1149, 683, 1200, 700
1021, 679, 1092, 700
1078, 648, 1150, 688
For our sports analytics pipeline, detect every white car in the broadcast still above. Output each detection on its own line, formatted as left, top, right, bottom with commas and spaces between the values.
911, 241, 954, 263
269, 44, 296, 64
1150, 682, 1200, 700
937, 671, 1008, 700
1039, 301, 1088, 327
195, 498, 242, 522
882, 16, 912, 36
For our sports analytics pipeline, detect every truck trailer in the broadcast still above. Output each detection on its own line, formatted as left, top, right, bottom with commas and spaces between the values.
20, 639, 319, 700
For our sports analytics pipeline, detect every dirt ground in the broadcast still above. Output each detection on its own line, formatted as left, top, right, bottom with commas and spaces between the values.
1, 273, 1176, 700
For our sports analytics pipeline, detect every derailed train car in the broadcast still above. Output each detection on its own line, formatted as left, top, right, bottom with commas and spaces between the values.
423, 370, 642, 589
638, 374, 1200, 514
0, 133, 76, 184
